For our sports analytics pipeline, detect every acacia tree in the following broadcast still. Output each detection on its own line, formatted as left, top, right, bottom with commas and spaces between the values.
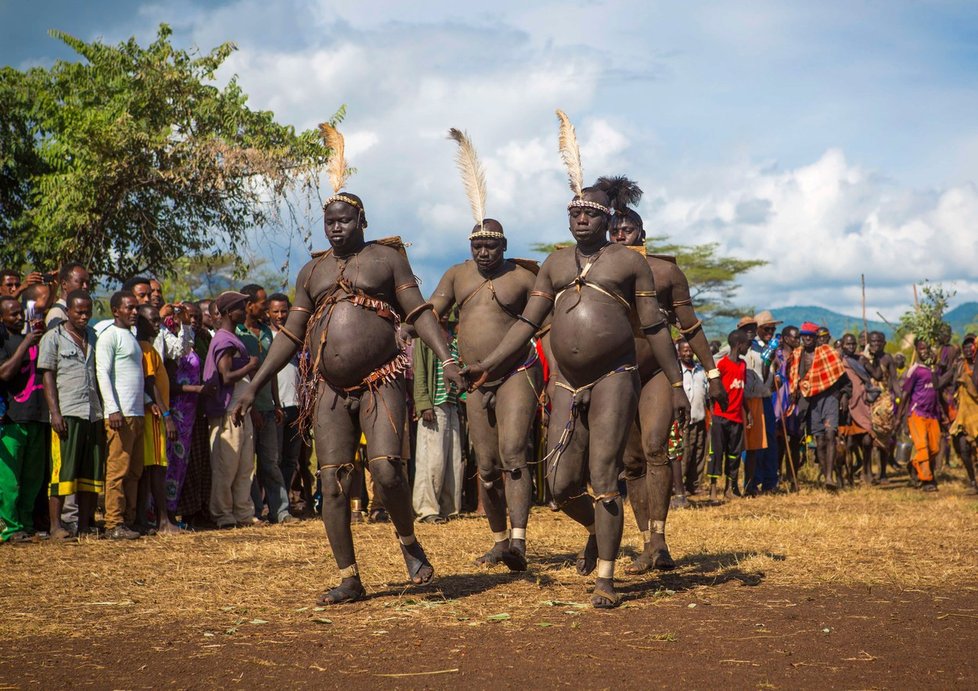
0, 24, 331, 281
531, 235, 766, 322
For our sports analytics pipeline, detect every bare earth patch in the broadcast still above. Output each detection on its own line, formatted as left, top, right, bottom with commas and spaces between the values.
2, 468, 977, 688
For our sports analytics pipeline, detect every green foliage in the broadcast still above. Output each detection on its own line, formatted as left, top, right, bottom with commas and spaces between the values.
0, 24, 332, 281
531, 235, 766, 321
897, 281, 955, 346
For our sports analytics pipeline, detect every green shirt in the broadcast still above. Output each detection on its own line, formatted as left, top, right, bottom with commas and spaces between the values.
432, 338, 459, 407
236, 323, 274, 412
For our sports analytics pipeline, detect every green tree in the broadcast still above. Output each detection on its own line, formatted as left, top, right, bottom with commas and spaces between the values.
531, 235, 766, 321
897, 281, 955, 346
0, 24, 332, 281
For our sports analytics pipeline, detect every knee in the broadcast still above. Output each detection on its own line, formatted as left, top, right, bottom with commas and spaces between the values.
367, 457, 404, 489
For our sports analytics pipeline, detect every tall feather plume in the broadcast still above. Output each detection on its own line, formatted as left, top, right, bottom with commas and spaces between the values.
318, 122, 349, 193
556, 109, 584, 198
448, 128, 487, 229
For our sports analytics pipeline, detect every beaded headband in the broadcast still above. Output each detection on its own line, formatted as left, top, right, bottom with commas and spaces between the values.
567, 199, 612, 215
469, 229, 505, 240
323, 194, 362, 210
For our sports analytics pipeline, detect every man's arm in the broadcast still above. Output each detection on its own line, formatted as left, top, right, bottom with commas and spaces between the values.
0, 332, 38, 381
95, 332, 123, 417
461, 266, 555, 383
429, 265, 458, 318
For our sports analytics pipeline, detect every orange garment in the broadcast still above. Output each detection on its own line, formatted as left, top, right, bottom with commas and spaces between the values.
744, 398, 768, 450
907, 413, 939, 482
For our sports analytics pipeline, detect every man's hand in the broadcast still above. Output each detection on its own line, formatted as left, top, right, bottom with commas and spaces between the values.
23, 330, 42, 348
746, 411, 753, 429
150, 403, 162, 417
420, 408, 437, 428
442, 361, 465, 391
108, 412, 124, 430
274, 407, 285, 425
165, 416, 177, 440
51, 412, 68, 438
459, 363, 488, 392
231, 390, 256, 427
708, 377, 727, 412
672, 386, 690, 428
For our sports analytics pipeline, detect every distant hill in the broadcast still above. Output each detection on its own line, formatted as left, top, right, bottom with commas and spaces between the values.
703, 302, 978, 342
946, 302, 978, 337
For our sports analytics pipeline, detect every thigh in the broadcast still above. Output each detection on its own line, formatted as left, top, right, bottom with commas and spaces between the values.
360, 377, 407, 461
586, 369, 641, 492
464, 390, 500, 472
546, 377, 589, 490
495, 366, 542, 463
637, 370, 673, 456
314, 386, 360, 469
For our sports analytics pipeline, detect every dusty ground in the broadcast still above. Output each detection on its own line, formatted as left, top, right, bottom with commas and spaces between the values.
2, 467, 977, 689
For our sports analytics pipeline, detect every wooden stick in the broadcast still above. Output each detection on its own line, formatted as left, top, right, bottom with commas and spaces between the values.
780, 412, 799, 487
861, 274, 868, 341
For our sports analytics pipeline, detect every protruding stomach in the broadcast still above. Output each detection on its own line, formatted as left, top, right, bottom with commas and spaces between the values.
310, 303, 401, 389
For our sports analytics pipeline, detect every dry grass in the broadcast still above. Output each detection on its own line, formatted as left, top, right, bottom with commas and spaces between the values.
4, 467, 977, 640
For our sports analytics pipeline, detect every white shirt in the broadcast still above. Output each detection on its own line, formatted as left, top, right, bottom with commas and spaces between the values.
272, 327, 300, 408
96, 324, 145, 417
682, 362, 709, 423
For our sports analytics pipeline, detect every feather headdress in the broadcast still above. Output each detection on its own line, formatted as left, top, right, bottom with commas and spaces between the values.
556, 109, 584, 198
318, 121, 361, 210
556, 109, 612, 215
448, 128, 503, 240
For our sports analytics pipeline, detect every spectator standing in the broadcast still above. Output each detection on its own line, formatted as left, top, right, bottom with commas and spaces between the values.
897, 339, 942, 492
708, 329, 749, 501
0, 296, 47, 542
774, 325, 802, 491
236, 284, 292, 524
203, 291, 259, 528
678, 340, 709, 495
38, 290, 103, 539
94, 291, 144, 540
412, 316, 462, 523
267, 293, 303, 504
163, 302, 208, 523
135, 305, 179, 534
745, 311, 782, 495
43, 263, 91, 328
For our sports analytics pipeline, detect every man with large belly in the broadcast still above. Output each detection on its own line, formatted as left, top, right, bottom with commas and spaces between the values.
599, 176, 726, 574
462, 113, 689, 607
234, 125, 463, 605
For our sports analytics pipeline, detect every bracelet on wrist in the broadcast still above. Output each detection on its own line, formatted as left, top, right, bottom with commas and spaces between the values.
671, 380, 683, 389
162, 410, 171, 418
707, 368, 721, 380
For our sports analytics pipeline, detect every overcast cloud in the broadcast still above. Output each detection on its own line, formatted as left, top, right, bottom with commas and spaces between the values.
4, 0, 978, 319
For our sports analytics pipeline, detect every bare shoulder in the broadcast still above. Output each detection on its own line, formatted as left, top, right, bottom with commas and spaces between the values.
606, 243, 648, 272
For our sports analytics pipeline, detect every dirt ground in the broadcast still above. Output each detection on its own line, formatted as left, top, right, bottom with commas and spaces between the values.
2, 468, 977, 689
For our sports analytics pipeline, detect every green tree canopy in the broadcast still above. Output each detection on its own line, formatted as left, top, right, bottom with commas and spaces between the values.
531, 235, 766, 322
0, 24, 331, 282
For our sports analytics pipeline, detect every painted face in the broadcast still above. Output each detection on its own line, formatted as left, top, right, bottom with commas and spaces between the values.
62, 268, 91, 294
114, 296, 139, 328
470, 237, 505, 274
66, 298, 92, 331
0, 300, 25, 332
609, 217, 643, 246
841, 334, 857, 356
0, 275, 20, 296
149, 280, 165, 308
268, 299, 289, 330
324, 201, 364, 251
131, 282, 151, 305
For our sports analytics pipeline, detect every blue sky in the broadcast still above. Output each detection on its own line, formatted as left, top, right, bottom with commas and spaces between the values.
4, 0, 978, 320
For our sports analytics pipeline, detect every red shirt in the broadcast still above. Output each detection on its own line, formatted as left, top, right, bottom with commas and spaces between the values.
712, 354, 745, 423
